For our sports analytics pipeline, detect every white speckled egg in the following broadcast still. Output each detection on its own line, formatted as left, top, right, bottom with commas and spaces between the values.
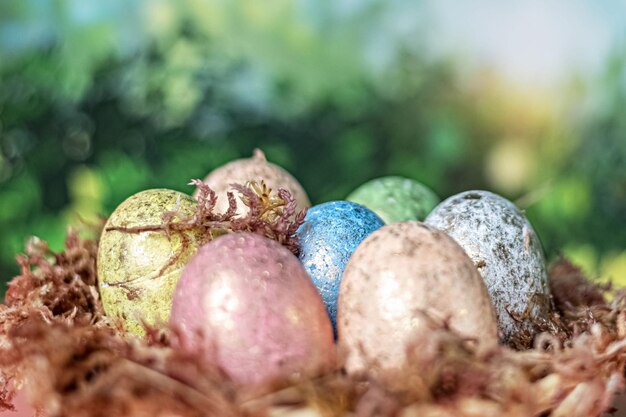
338, 222, 497, 384
425, 190, 551, 344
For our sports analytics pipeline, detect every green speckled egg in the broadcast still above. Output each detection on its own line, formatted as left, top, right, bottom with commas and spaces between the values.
97, 189, 201, 335
346, 176, 440, 224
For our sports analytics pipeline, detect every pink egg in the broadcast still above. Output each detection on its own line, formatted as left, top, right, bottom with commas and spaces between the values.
0, 389, 34, 417
170, 233, 335, 388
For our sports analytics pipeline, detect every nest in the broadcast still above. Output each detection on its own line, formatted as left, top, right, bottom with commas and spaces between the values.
1, 184, 626, 417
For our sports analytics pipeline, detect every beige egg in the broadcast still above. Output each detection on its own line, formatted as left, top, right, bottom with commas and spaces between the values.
97, 189, 201, 335
338, 222, 497, 386
199, 149, 310, 215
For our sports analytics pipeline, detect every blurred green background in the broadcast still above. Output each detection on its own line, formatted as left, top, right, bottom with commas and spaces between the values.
1, 0, 625, 295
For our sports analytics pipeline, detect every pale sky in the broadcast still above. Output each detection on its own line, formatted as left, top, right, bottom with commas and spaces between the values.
423, 0, 626, 86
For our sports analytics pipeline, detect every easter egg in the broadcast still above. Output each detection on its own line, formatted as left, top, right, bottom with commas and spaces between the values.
170, 233, 335, 388
200, 149, 310, 215
2, 389, 35, 417
338, 222, 498, 386
296, 201, 384, 332
97, 189, 201, 336
425, 190, 551, 344
346, 176, 440, 223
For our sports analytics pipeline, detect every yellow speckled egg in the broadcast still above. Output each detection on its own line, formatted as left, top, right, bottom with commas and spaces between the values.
199, 149, 310, 215
97, 189, 201, 335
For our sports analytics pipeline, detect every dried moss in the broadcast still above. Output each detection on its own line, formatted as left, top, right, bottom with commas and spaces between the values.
1, 208, 626, 416
105, 180, 306, 258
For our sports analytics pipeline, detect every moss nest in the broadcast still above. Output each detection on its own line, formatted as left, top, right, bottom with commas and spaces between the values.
1, 182, 625, 417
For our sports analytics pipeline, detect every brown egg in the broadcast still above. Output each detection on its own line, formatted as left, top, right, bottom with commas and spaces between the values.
338, 222, 497, 386
199, 149, 310, 215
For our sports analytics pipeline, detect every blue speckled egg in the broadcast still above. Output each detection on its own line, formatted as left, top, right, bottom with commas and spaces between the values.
296, 201, 384, 333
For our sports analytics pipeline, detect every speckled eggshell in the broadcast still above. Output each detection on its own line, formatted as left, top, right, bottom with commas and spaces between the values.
4, 389, 34, 417
425, 190, 551, 344
296, 201, 384, 332
200, 149, 310, 215
338, 222, 498, 383
346, 176, 440, 223
170, 232, 335, 389
97, 189, 201, 336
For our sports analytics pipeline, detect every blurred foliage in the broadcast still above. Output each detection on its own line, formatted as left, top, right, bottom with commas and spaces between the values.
1, 0, 625, 295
